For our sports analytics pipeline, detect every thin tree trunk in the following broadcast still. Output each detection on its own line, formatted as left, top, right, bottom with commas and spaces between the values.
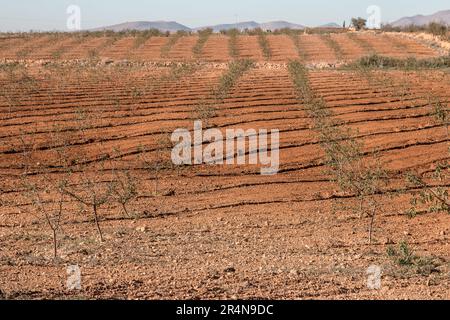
122, 203, 130, 218
44, 210, 58, 259
93, 203, 104, 242
368, 207, 376, 245
52, 228, 57, 259
359, 197, 364, 219
154, 171, 159, 196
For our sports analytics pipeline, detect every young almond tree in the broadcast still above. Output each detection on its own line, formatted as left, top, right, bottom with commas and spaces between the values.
110, 168, 139, 219
138, 136, 172, 196
58, 138, 112, 242
61, 163, 112, 243
23, 179, 66, 259
18, 129, 70, 259
323, 136, 388, 243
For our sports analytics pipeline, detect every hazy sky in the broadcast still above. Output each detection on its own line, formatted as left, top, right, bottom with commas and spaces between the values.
0, 0, 448, 32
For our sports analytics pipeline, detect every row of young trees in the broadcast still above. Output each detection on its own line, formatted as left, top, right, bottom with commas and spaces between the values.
13, 124, 175, 258
381, 22, 449, 38
1, 58, 256, 259
0, 62, 186, 258
1, 57, 447, 259
349, 56, 449, 218
3, 20, 447, 43
288, 60, 388, 243
287, 59, 449, 243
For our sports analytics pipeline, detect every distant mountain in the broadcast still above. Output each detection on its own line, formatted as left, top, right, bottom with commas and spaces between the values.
259, 21, 305, 31
319, 22, 341, 28
197, 21, 305, 32
195, 21, 260, 32
391, 9, 450, 27
91, 20, 306, 33
92, 21, 191, 32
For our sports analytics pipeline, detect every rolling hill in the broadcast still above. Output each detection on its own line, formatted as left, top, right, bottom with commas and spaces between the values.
91, 20, 305, 33
92, 21, 191, 32
391, 9, 450, 27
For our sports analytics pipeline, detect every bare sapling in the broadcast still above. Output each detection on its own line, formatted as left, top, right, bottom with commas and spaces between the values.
138, 135, 172, 196
59, 110, 112, 242
18, 128, 70, 259
23, 178, 66, 259
109, 153, 140, 219
61, 164, 112, 242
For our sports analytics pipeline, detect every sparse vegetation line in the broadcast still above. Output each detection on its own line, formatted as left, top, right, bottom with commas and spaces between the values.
90, 33, 124, 59
160, 31, 186, 58
345, 57, 449, 219
215, 59, 254, 99
132, 29, 163, 50
288, 60, 389, 244
287, 32, 307, 61
320, 34, 344, 60
193, 28, 213, 58
344, 54, 450, 70
346, 33, 376, 54
406, 96, 449, 216
227, 29, 240, 59
381, 21, 449, 41
192, 59, 255, 122
256, 29, 272, 60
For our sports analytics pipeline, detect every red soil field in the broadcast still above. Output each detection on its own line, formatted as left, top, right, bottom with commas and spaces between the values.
0, 32, 440, 63
0, 31, 449, 300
